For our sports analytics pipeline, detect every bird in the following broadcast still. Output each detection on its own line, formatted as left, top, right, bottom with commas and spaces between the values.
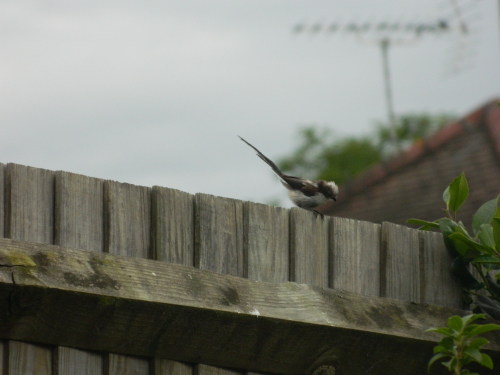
239, 136, 338, 212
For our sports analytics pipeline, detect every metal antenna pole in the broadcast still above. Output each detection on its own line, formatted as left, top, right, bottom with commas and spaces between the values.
380, 38, 395, 130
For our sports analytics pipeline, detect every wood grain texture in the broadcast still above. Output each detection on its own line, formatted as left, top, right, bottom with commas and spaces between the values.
1, 238, 489, 375
104, 180, 151, 258
152, 186, 194, 265
196, 364, 241, 375
5, 163, 54, 243
104, 180, 151, 374
330, 217, 381, 296
380, 222, 420, 302
151, 186, 194, 375
194, 194, 244, 276
420, 230, 462, 308
154, 359, 192, 375
55, 347, 102, 375
289, 208, 330, 288
54, 171, 104, 375
55, 171, 104, 251
7, 341, 52, 375
4, 164, 54, 375
244, 202, 289, 283
108, 354, 150, 375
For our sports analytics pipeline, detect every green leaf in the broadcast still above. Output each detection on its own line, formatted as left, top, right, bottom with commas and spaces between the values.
407, 218, 440, 230
448, 315, 464, 331
449, 232, 493, 256
472, 198, 498, 235
493, 217, 500, 251
464, 346, 482, 363
426, 327, 454, 336
468, 337, 489, 349
444, 173, 469, 213
478, 353, 494, 369
471, 256, 500, 265
428, 352, 449, 372
477, 224, 495, 248
466, 323, 500, 337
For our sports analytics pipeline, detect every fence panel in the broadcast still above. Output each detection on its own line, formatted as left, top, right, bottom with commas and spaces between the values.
380, 222, 420, 301
4, 164, 54, 375
244, 202, 289, 283
330, 217, 381, 296
194, 194, 244, 276
420, 230, 462, 308
289, 208, 329, 288
0, 163, 470, 374
104, 180, 152, 375
152, 186, 194, 265
194, 194, 245, 375
152, 186, 195, 375
54, 171, 105, 375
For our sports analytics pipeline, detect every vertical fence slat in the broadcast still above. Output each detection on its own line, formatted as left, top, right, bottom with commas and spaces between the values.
244, 202, 289, 283
54, 171, 104, 375
380, 222, 420, 302
5, 164, 53, 375
194, 194, 244, 276
244, 202, 288, 375
420, 230, 462, 308
331, 217, 381, 296
152, 185, 194, 375
289, 208, 329, 288
155, 360, 192, 375
196, 364, 242, 375
195, 194, 244, 375
105, 180, 151, 375
152, 186, 194, 265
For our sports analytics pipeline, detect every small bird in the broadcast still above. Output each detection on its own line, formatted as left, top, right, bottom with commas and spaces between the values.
239, 136, 338, 212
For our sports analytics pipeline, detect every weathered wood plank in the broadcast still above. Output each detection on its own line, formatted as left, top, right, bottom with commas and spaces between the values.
243, 202, 289, 375
152, 186, 194, 374
0, 238, 484, 375
54, 171, 104, 375
55, 171, 104, 251
194, 194, 244, 276
4, 164, 54, 375
243, 202, 289, 283
55, 347, 102, 375
7, 341, 52, 374
152, 186, 194, 265
195, 194, 244, 374
104, 180, 151, 258
5, 163, 54, 243
154, 359, 192, 375
108, 354, 150, 375
330, 218, 381, 296
104, 181, 151, 374
420, 230, 462, 308
380, 222, 420, 302
196, 364, 241, 375
289, 208, 330, 287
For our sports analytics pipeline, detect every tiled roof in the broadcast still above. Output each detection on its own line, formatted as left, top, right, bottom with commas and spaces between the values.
325, 99, 500, 229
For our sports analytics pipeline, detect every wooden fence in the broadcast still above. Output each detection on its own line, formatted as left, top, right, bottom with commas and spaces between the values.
0, 162, 496, 375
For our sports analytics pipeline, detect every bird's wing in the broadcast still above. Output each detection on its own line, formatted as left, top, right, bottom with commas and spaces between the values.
281, 175, 318, 197
239, 136, 284, 177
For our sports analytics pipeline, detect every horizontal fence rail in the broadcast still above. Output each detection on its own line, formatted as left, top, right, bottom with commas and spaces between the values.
0, 163, 471, 375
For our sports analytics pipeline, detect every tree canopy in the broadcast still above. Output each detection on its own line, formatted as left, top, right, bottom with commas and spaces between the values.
278, 113, 455, 186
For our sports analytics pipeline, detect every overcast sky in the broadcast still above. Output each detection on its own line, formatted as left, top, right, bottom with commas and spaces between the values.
2, 0, 499, 207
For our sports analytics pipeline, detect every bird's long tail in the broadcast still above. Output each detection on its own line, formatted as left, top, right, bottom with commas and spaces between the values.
239, 136, 284, 177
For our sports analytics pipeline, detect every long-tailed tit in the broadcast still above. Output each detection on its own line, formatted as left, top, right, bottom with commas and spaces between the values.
239, 136, 338, 212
